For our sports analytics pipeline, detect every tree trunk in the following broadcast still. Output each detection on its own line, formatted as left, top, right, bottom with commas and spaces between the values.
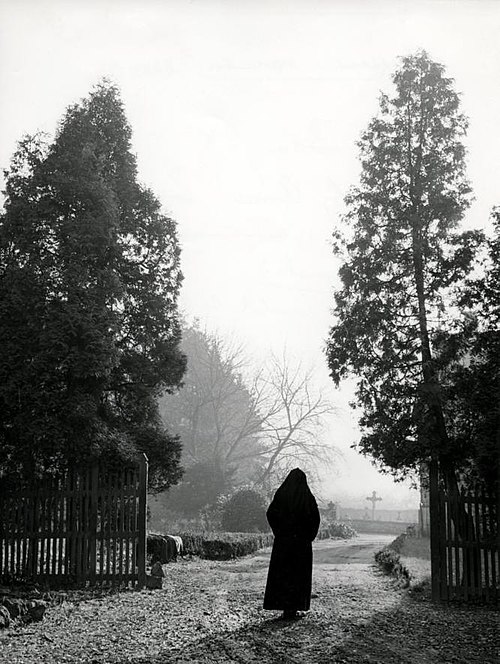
411, 213, 480, 589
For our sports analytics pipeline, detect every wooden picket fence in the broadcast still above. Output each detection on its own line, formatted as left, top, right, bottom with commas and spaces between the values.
0, 455, 148, 588
432, 486, 499, 603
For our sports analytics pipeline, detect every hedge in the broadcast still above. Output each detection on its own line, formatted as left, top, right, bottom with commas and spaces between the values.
179, 532, 274, 560
177, 522, 356, 560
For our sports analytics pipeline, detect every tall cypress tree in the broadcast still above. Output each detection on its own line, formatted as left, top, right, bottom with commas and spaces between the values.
326, 52, 483, 486
0, 82, 186, 491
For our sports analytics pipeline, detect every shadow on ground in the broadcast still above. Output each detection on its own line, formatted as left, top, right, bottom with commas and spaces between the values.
125, 590, 499, 664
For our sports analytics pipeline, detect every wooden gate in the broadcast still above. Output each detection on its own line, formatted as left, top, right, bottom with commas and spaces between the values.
0, 455, 148, 588
430, 481, 499, 602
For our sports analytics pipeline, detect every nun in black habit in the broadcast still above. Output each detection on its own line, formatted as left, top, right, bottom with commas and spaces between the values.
263, 468, 320, 619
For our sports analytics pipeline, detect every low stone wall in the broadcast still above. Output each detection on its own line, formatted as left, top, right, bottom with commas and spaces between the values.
348, 519, 416, 535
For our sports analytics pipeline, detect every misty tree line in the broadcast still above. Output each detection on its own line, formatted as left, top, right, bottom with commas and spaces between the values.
0, 52, 498, 524
157, 323, 333, 518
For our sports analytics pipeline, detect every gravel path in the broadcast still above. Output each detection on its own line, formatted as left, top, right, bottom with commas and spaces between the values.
1, 536, 498, 663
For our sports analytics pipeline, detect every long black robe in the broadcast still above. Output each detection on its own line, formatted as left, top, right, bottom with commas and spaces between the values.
263, 468, 320, 611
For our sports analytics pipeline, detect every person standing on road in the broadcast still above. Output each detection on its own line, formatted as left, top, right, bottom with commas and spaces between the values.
263, 468, 320, 620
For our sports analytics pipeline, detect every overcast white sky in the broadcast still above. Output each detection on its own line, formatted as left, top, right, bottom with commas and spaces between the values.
1, 0, 499, 509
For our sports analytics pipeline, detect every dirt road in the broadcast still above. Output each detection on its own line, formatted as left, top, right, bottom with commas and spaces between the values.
1, 535, 498, 664
313, 533, 394, 565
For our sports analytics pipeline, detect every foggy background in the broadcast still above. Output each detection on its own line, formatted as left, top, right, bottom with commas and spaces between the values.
1, 0, 499, 512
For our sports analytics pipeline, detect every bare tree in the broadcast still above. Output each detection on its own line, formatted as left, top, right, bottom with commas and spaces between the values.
235, 353, 337, 489
160, 325, 337, 494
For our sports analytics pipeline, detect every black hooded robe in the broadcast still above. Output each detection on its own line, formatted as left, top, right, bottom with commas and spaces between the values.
263, 469, 320, 611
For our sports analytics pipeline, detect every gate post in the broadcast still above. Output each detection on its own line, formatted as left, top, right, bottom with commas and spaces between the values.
137, 454, 148, 589
429, 456, 441, 601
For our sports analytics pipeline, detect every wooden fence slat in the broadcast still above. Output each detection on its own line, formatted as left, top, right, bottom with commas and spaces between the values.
50, 478, 56, 578
462, 494, 468, 600
6, 498, 11, 577
474, 494, 482, 596
448, 495, 454, 599
124, 470, 131, 580
137, 455, 148, 590
69, 469, 76, 580
105, 471, 111, 581
468, 494, 479, 598
22, 495, 27, 576
7, 497, 12, 576
0, 494, 4, 576
131, 468, 137, 583
82, 470, 87, 583
438, 492, 447, 600
481, 489, 489, 600
84, 470, 90, 583
118, 469, 124, 585
491, 495, 498, 594
15, 497, 21, 577
15, 498, 19, 576
89, 465, 98, 585
5, 499, 10, 576
99, 486, 105, 580
44, 479, 49, 578
58, 478, 64, 577
112, 472, 117, 584
463, 491, 470, 602
36, 490, 41, 577
453, 488, 460, 600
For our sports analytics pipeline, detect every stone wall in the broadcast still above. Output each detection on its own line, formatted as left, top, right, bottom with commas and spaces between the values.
348, 519, 416, 535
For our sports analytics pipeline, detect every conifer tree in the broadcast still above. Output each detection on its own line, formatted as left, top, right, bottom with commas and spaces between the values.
0, 83, 186, 491
326, 52, 483, 486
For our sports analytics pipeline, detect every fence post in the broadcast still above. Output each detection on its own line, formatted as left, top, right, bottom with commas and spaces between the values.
136, 454, 148, 589
429, 456, 441, 601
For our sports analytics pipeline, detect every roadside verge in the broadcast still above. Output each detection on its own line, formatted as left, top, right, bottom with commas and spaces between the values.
375, 533, 431, 594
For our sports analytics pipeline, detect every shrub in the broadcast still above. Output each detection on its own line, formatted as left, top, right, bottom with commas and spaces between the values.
221, 489, 268, 533
328, 521, 357, 539
375, 546, 411, 587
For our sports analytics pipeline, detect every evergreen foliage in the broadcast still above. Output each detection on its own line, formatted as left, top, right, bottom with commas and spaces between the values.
0, 82, 186, 490
221, 489, 269, 533
326, 52, 485, 481
434, 209, 500, 489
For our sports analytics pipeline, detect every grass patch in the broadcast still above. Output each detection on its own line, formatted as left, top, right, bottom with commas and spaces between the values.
375, 534, 431, 592
399, 536, 431, 592
400, 536, 430, 560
